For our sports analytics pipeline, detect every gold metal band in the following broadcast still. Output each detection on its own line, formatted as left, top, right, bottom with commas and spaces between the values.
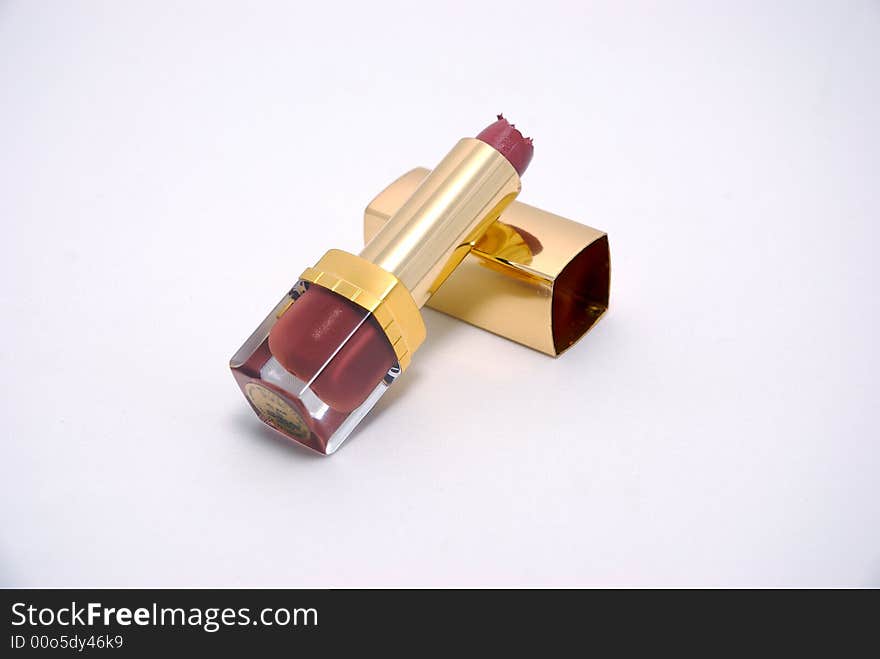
300, 249, 426, 372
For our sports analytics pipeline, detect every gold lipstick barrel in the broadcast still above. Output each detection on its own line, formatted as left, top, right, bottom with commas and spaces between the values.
359, 137, 521, 307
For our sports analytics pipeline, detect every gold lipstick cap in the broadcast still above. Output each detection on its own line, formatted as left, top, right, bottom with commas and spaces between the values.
364, 168, 611, 356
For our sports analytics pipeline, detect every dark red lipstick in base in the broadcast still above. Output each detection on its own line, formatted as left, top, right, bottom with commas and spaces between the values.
231, 117, 533, 454
268, 285, 395, 413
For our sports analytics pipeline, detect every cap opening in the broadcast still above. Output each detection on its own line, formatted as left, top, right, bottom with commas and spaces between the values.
551, 235, 610, 355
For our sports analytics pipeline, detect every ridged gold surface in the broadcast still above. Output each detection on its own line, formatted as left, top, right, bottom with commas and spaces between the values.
300, 249, 426, 371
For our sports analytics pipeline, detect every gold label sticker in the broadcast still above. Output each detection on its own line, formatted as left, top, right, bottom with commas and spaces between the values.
244, 383, 311, 439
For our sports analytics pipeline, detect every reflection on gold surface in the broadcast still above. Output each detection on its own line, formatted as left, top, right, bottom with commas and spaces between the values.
365, 169, 611, 356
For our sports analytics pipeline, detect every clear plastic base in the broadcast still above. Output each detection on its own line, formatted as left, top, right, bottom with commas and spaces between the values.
230, 282, 399, 454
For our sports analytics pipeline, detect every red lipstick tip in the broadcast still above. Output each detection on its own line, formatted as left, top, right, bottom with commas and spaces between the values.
476, 114, 534, 176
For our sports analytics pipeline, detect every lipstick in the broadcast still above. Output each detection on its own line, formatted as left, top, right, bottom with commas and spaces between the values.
231, 116, 533, 454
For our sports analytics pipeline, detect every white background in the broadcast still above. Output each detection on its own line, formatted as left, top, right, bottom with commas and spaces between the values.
1, 1, 878, 587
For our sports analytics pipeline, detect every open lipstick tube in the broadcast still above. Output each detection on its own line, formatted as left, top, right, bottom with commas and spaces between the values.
231, 118, 533, 454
